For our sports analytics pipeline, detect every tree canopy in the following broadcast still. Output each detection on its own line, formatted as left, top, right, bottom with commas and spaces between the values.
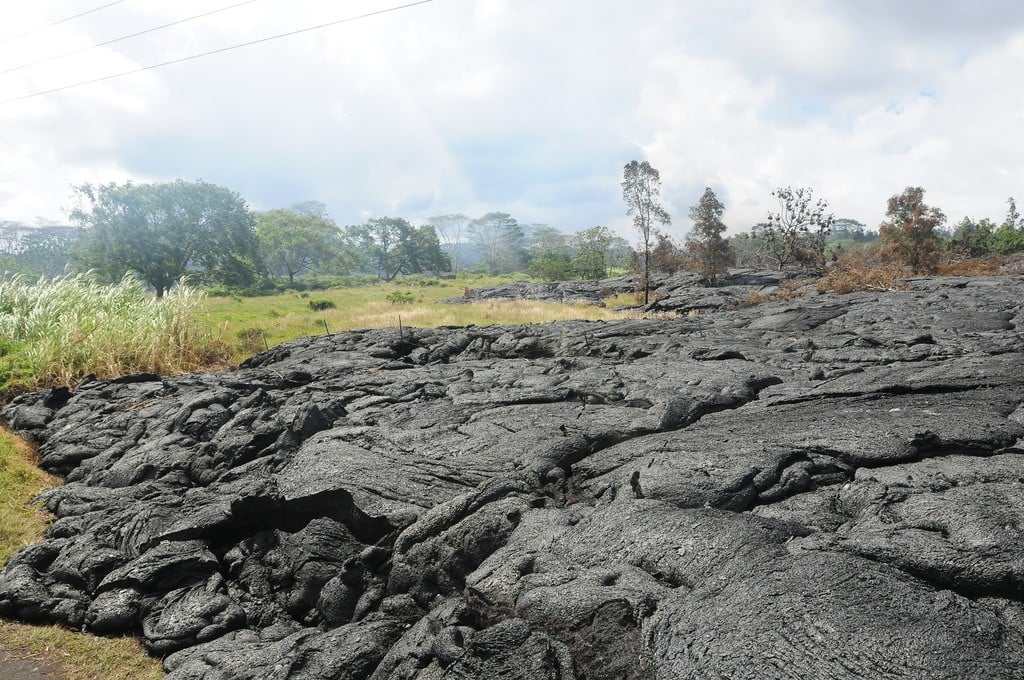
879, 186, 945, 273
686, 187, 733, 286
622, 160, 671, 303
756, 186, 834, 271
256, 209, 346, 284
350, 217, 449, 281
71, 180, 260, 296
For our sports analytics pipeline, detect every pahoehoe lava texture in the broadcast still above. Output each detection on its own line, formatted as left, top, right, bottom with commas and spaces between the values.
2, 275, 1024, 679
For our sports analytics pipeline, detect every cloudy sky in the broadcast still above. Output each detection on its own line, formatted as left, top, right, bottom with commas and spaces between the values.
1, 0, 1023, 240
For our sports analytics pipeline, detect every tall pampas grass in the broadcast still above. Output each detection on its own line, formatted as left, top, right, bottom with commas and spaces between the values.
0, 273, 229, 390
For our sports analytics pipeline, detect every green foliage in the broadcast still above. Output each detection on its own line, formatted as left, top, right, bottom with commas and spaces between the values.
528, 249, 575, 281
0, 224, 80, 278
70, 180, 260, 296
686, 187, 733, 286
989, 197, 1024, 255
256, 209, 349, 284
307, 299, 336, 311
349, 217, 450, 280
385, 291, 416, 304
830, 218, 874, 243
879, 186, 945, 273
0, 254, 31, 280
570, 226, 615, 279
0, 273, 227, 389
990, 224, 1024, 255
950, 217, 995, 257
399, 276, 442, 287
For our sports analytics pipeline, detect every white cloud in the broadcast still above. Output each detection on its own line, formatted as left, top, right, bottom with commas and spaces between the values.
0, 0, 1022, 240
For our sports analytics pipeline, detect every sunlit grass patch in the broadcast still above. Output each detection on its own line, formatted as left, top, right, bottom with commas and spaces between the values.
0, 622, 162, 680
0, 429, 162, 679
206, 276, 638, 361
0, 273, 233, 391
0, 430, 57, 562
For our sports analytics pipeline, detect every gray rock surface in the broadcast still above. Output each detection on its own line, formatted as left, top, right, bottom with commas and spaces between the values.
2, 274, 1024, 679
444, 269, 802, 313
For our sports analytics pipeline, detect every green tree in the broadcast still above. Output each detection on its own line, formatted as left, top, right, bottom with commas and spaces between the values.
525, 224, 567, 253
989, 197, 1024, 255
528, 249, 574, 281
70, 180, 260, 297
879, 186, 945, 273
570, 226, 614, 279
350, 218, 449, 281
622, 160, 671, 304
469, 212, 525, 274
0, 225, 80, 278
950, 217, 995, 257
256, 209, 346, 284
685, 187, 733, 286
830, 218, 872, 242
1004, 197, 1022, 231
525, 225, 573, 280
606, 236, 636, 274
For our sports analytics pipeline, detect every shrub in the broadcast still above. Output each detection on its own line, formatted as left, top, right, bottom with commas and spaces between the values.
235, 327, 268, 353
308, 299, 336, 311
385, 291, 416, 305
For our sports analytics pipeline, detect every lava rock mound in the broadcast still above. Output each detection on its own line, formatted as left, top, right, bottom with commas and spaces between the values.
2, 275, 1024, 679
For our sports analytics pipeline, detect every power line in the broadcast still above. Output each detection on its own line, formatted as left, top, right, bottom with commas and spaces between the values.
1, 0, 133, 42
0, 0, 433, 105
2, 0, 262, 76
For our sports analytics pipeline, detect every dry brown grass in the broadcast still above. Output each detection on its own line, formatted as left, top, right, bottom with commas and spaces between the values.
816, 263, 908, 295
935, 255, 1008, 276
814, 247, 910, 295
742, 278, 811, 306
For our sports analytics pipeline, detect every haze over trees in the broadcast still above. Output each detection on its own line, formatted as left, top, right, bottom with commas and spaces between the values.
3, 170, 1024, 297
622, 160, 671, 303
0, 223, 78, 277
428, 213, 471, 274
70, 180, 261, 297
468, 212, 526, 274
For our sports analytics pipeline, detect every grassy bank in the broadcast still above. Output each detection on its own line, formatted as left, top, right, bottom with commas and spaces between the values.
0, 430, 162, 679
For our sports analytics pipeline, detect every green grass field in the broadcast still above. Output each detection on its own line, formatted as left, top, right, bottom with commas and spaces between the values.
206, 275, 634, 361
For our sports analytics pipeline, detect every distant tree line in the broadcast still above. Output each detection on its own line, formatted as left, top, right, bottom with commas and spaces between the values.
0, 180, 636, 295
619, 160, 1024, 289
1, 174, 1022, 295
